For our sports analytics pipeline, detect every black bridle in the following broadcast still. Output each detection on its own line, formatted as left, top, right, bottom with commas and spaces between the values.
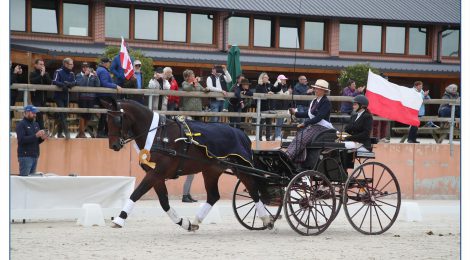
106, 108, 162, 147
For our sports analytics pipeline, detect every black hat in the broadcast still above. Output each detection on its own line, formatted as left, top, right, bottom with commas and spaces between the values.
240, 78, 250, 85
155, 67, 164, 73
100, 57, 110, 63
352, 95, 369, 107
81, 62, 90, 68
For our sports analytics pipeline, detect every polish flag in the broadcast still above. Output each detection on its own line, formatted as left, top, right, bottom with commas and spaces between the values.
365, 70, 423, 126
120, 37, 134, 80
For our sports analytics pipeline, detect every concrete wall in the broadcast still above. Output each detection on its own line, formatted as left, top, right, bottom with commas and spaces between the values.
10, 138, 460, 200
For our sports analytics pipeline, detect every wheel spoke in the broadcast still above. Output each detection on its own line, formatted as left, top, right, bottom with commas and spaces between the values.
295, 208, 307, 230
378, 179, 394, 194
359, 204, 370, 229
236, 200, 254, 210
350, 203, 366, 220
373, 204, 384, 231
310, 207, 320, 230
241, 204, 256, 222
374, 167, 386, 191
236, 193, 252, 199
374, 192, 398, 199
251, 208, 257, 228
375, 199, 397, 208
370, 202, 372, 233
375, 202, 393, 221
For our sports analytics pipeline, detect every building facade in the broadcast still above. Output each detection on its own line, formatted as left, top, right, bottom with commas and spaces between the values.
10, 0, 460, 110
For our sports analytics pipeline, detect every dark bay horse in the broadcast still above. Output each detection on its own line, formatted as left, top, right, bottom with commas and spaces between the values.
101, 99, 274, 231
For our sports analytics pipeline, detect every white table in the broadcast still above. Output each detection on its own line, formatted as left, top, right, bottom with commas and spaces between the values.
11, 176, 135, 221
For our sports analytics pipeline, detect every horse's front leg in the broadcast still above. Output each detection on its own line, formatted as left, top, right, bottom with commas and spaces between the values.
154, 179, 197, 231
112, 172, 157, 228
191, 170, 222, 229
239, 173, 275, 229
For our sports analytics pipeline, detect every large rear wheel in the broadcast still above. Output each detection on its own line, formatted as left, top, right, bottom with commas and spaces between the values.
232, 179, 283, 230
343, 162, 401, 235
283, 170, 336, 236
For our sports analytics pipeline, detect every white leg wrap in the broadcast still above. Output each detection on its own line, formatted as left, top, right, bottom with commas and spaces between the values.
181, 218, 191, 231
166, 208, 182, 224
255, 201, 268, 218
112, 217, 125, 227
196, 203, 212, 223
122, 199, 135, 215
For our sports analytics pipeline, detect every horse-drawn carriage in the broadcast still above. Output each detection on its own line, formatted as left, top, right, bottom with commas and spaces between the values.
232, 128, 401, 236
103, 99, 400, 236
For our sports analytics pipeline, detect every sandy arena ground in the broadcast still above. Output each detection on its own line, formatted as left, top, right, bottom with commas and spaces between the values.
11, 200, 459, 260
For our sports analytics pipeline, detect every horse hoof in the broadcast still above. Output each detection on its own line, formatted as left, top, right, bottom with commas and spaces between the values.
111, 223, 122, 228
190, 224, 199, 231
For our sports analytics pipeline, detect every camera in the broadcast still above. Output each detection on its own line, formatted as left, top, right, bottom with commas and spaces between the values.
215, 66, 224, 74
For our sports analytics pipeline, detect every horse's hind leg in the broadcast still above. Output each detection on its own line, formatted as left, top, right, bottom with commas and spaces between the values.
112, 172, 157, 228
238, 173, 275, 229
191, 170, 222, 228
153, 177, 197, 231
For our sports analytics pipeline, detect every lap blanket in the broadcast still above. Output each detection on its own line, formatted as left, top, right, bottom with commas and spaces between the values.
185, 120, 253, 166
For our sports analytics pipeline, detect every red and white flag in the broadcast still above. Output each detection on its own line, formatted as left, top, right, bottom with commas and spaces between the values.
120, 37, 134, 80
365, 70, 423, 126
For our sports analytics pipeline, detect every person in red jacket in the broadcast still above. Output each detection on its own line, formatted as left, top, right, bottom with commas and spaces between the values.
163, 67, 180, 112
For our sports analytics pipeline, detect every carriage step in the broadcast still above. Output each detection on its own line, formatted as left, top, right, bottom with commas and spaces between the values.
356, 151, 375, 158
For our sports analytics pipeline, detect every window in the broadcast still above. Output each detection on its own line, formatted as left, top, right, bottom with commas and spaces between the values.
339, 23, 358, 52
135, 9, 158, 40
385, 26, 405, 54
409, 27, 427, 55
105, 6, 129, 38
32, 0, 58, 34
228, 17, 249, 46
163, 11, 186, 42
279, 18, 300, 48
11, 0, 26, 31
63, 3, 88, 36
304, 21, 324, 50
362, 25, 382, 52
191, 13, 213, 44
254, 19, 273, 47
441, 29, 460, 57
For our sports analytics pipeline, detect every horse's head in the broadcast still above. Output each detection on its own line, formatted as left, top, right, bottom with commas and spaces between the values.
100, 99, 135, 151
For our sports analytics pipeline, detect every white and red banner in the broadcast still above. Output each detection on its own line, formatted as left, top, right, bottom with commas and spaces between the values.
365, 70, 423, 126
120, 37, 134, 80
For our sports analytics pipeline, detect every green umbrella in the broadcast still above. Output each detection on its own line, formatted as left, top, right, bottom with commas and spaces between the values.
227, 45, 242, 91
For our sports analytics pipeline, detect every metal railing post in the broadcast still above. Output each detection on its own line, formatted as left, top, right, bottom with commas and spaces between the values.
449, 104, 455, 156
148, 94, 153, 110
23, 89, 28, 106
255, 98, 261, 150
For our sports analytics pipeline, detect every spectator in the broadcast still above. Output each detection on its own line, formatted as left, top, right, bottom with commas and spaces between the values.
110, 52, 132, 88
229, 77, 253, 129
96, 57, 122, 137
130, 60, 145, 104
163, 67, 180, 113
293, 75, 313, 113
10, 64, 26, 119
273, 74, 291, 141
16, 105, 48, 176
407, 81, 430, 143
75, 62, 100, 138
180, 69, 208, 121
148, 67, 169, 112
206, 64, 232, 122
52, 58, 76, 139
438, 84, 460, 118
340, 79, 365, 114
182, 176, 198, 203
256, 72, 274, 141
29, 59, 52, 130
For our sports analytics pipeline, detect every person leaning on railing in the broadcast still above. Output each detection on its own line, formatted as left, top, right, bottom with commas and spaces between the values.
180, 69, 208, 121
75, 62, 100, 138
438, 84, 460, 119
52, 58, 76, 139
96, 57, 122, 138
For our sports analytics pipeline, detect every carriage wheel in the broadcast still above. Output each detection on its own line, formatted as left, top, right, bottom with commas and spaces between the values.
315, 157, 345, 222
232, 179, 283, 231
343, 162, 401, 235
283, 170, 336, 236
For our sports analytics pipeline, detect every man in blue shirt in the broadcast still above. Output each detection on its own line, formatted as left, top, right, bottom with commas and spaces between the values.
52, 58, 76, 139
96, 57, 122, 137
16, 105, 48, 176
131, 60, 145, 104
